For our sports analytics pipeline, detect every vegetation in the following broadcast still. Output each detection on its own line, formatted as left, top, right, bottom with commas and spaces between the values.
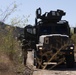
0, 2, 32, 74
71, 34, 76, 45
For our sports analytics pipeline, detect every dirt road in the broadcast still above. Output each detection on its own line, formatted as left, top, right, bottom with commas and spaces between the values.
33, 53, 76, 75
33, 69, 76, 75
27, 51, 76, 75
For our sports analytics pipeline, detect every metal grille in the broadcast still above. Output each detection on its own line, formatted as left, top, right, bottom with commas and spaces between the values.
50, 36, 68, 49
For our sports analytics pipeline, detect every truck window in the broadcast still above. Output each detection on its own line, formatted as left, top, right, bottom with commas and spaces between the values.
27, 28, 33, 34
26, 28, 36, 35
55, 25, 68, 34
39, 26, 52, 35
38, 24, 69, 35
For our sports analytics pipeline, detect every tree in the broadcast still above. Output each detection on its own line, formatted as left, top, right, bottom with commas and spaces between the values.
10, 15, 30, 27
0, 2, 17, 23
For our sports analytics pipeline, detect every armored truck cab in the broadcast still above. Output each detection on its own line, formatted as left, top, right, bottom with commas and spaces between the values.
24, 8, 75, 69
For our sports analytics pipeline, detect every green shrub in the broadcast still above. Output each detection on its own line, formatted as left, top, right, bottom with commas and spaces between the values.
71, 34, 76, 44
0, 27, 23, 65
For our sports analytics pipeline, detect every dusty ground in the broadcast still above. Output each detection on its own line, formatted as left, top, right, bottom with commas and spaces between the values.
33, 56, 76, 75
0, 52, 17, 75
0, 50, 76, 75
33, 69, 76, 75
26, 51, 76, 75
0, 51, 33, 75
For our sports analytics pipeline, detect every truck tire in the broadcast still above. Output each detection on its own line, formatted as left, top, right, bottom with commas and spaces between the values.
35, 56, 43, 69
65, 54, 75, 68
36, 61, 43, 69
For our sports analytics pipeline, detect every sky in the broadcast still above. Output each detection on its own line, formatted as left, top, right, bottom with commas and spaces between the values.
0, 0, 76, 27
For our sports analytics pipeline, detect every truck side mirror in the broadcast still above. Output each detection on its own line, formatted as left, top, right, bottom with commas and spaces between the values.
36, 8, 41, 18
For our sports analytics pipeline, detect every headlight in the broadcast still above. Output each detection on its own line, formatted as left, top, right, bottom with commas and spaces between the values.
70, 47, 74, 50
39, 46, 43, 50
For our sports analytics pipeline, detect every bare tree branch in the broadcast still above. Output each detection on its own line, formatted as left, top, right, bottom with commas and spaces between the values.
0, 1, 17, 22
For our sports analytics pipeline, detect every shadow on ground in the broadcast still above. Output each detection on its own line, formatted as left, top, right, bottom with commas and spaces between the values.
46, 62, 76, 71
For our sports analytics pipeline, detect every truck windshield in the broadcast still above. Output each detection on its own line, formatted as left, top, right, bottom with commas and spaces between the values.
39, 24, 69, 35
39, 26, 52, 35
55, 25, 68, 34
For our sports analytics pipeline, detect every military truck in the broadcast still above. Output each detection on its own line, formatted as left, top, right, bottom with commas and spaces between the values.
23, 8, 75, 69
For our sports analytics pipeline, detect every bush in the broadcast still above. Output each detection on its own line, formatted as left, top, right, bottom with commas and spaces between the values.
0, 27, 23, 65
71, 34, 76, 45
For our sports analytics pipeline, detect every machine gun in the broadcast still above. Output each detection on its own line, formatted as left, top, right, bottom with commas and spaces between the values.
36, 8, 66, 23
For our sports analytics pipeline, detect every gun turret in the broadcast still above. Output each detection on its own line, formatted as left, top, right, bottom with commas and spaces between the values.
36, 8, 66, 23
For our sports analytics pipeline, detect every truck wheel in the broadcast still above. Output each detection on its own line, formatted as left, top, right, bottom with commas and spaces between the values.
34, 51, 36, 66
65, 54, 75, 68
34, 51, 44, 69
35, 57, 43, 69
36, 62, 43, 69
